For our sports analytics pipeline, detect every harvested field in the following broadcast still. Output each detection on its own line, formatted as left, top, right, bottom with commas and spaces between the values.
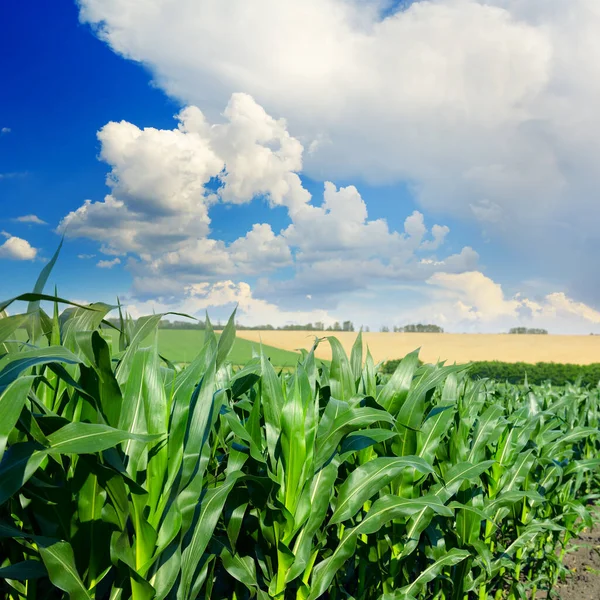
235, 331, 600, 365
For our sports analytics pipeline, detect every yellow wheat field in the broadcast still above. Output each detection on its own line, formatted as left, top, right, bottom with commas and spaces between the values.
235, 331, 600, 365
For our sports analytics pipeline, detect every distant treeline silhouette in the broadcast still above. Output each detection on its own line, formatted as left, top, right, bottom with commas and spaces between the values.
508, 327, 548, 334
102, 318, 356, 332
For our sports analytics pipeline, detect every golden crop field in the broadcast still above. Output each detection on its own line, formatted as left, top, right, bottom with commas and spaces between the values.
235, 330, 600, 365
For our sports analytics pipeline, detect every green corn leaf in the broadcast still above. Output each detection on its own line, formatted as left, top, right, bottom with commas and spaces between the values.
401, 460, 495, 558
340, 428, 397, 454
328, 337, 355, 401
350, 331, 363, 382
544, 426, 599, 457
399, 548, 471, 598
61, 303, 115, 354
315, 404, 395, 469
0, 313, 29, 345
361, 348, 377, 397
417, 401, 456, 462
216, 309, 237, 368
0, 292, 97, 315
152, 543, 182, 600
260, 349, 283, 463
179, 360, 219, 492
377, 349, 420, 415
45, 422, 159, 454
179, 471, 244, 599
221, 547, 258, 589
564, 458, 600, 475
38, 539, 92, 600
280, 371, 311, 515
26, 239, 63, 341
497, 449, 535, 493
164, 340, 215, 493
0, 375, 34, 462
116, 314, 163, 385
308, 495, 453, 600
289, 458, 340, 583
0, 346, 81, 392
468, 404, 505, 462
0, 560, 47, 580
80, 331, 123, 428
330, 456, 434, 524
0, 442, 46, 505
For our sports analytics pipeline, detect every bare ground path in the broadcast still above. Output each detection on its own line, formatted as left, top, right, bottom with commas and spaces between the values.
235, 331, 600, 365
557, 525, 600, 600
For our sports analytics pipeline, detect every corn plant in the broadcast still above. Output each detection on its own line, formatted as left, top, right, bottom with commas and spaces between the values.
1, 253, 600, 599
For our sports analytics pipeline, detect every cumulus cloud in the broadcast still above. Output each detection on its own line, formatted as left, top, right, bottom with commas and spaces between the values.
409, 271, 600, 333
77, 0, 600, 296
77, 253, 96, 259
421, 224, 450, 251
0, 233, 38, 260
97, 257, 121, 269
127, 280, 335, 328
1, 127, 10, 135
59, 94, 471, 305
58, 95, 309, 256
13, 214, 47, 225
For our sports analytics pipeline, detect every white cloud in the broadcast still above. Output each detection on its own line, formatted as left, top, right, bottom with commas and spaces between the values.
421, 224, 450, 251
97, 257, 121, 269
1, 127, 10, 135
0, 234, 38, 260
77, 0, 600, 290
407, 271, 600, 333
118, 272, 600, 333
13, 214, 47, 225
127, 280, 334, 328
59, 95, 472, 303
77, 253, 96, 259
58, 95, 309, 256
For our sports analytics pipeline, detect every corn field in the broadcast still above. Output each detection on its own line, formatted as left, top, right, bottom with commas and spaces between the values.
1, 258, 600, 599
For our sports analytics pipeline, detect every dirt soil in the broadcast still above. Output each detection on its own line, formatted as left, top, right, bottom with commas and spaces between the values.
556, 526, 600, 600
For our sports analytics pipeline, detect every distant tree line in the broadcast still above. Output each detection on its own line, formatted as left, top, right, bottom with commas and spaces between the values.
508, 327, 548, 335
380, 324, 444, 333
102, 318, 357, 332
277, 321, 356, 332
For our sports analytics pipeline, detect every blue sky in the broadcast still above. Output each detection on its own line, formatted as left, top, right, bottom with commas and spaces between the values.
2, 0, 600, 333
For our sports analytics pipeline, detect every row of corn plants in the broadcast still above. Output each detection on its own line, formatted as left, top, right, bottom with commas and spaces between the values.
1, 258, 600, 599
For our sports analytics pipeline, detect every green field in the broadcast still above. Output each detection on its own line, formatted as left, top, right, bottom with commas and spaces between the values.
3, 305, 600, 600
13, 326, 301, 367
102, 328, 302, 366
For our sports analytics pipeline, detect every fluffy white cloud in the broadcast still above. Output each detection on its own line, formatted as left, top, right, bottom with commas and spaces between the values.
421, 224, 450, 251
406, 271, 600, 333
77, 0, 600, 294
0, 127, 10, 135
13, 214, 47, 225
59, 94, 471, 304
127, 280, 334, 328
139, 223, 292, 280
0, 233, 38, 260
58, 94, 309, 255
97, 257, 121, 269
